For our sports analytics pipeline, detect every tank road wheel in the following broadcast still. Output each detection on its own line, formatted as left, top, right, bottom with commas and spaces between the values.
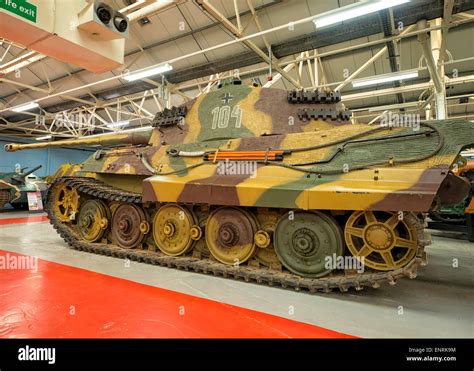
345, 211, 418, 271
205, 207, 258, 265
52, 183, 79, 222
153, 204, 198, 256
77, 200, 110, 243
274, 211, 344, 277
255, 209, 282, 269
112, 204, 148, 249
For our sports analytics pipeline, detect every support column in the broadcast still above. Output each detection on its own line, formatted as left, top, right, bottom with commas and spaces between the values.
425, 104, 433, 120
431, 18, 447, 119
417, 19, 447, 119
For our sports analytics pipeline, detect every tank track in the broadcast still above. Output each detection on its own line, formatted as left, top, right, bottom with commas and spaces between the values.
46, 177, 428, 293
0, 190, 11, 209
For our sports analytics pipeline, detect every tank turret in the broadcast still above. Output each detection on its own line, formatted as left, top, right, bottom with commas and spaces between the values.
10, 165, 42, 184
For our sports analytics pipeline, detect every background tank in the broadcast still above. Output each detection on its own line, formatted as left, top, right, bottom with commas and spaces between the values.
5, 83, 474, 292
0, 165, 47, 210
428, 152, 474, 241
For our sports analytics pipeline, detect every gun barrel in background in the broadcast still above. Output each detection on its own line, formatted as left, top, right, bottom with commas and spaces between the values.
20, 165, 42, 178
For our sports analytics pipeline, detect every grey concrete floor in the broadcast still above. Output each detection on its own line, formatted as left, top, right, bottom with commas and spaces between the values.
1, 210, 473, 338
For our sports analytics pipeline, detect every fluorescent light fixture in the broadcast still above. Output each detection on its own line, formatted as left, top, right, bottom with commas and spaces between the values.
106, 120, 130, 128
368, 101, 419, 112
0, 53, 46, 75
11, 102, 39, 112
123, 63, 173, 82
35, 135, 52, 141
313, 0, 410, 28
352, 70, 419, 88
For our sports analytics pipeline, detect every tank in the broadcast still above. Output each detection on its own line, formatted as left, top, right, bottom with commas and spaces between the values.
429, 153, 474, 241
0, 165, 47, 209
5, 81, 474, 292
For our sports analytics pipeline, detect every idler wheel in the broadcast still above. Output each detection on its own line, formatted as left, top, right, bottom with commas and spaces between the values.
345, 211, 418, 271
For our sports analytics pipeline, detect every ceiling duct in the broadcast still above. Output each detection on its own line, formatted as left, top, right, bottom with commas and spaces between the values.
78, 2, 129, 40
0, 0, 127, 73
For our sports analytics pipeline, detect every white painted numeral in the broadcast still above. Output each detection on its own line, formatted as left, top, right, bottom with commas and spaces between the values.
231, 105, 242, 128
211, 105, 242, 130
218, 105, 230, 128
211, 107, 219, 129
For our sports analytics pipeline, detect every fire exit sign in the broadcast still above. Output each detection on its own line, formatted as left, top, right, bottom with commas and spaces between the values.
1, 0, 37, 23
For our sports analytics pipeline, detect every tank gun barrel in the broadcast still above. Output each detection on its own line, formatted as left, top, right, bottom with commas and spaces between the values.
11, 165, 42, 184
4, 128, 153, 152
19, 165, 42, 179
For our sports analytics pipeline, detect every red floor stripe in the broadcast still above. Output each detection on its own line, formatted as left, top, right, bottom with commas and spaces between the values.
0, 251, 354, 339
0, 215, 49, 225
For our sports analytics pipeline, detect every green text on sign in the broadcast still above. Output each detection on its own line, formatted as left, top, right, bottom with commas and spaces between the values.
1, 0, 37, 23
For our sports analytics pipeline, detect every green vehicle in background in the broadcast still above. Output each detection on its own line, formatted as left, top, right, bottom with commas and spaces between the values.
0, 165, 49, 210
429, 152, 474, 242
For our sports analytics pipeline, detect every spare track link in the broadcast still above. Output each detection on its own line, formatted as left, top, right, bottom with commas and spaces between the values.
47, 176, 426, 293
152, 106, 187, 127
297, 108, 352, 122
288, 89, 342, 104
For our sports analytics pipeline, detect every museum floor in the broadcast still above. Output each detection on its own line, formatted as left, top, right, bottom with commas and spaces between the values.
1, 210, 472, 338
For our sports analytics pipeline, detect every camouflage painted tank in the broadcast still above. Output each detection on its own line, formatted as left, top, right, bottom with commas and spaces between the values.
0, 165, 47, 210
5, 81, 474, 292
